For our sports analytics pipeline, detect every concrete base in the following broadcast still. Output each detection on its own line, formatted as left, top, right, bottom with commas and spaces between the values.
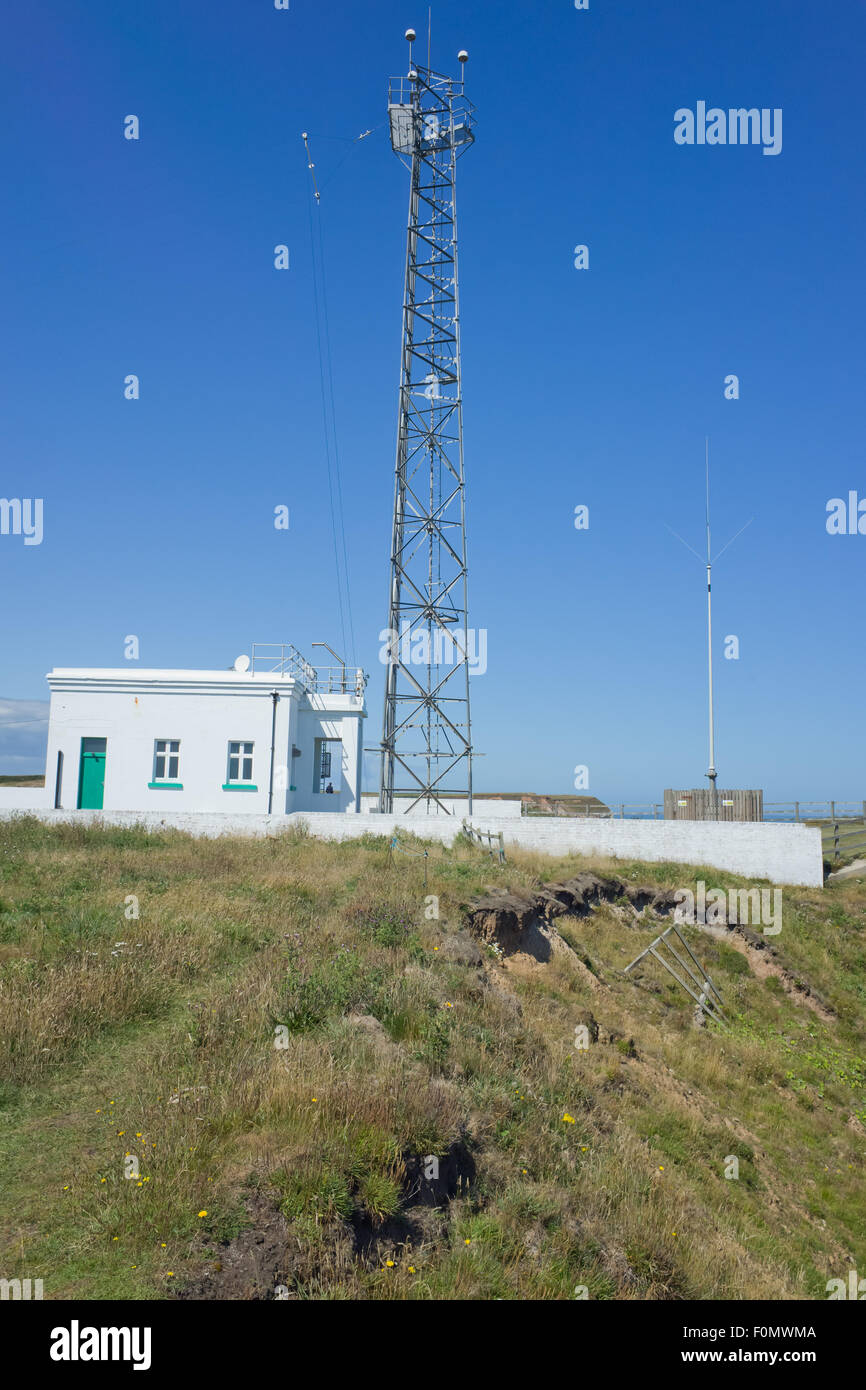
0, 808, 823, 886
827, 858, 866, 883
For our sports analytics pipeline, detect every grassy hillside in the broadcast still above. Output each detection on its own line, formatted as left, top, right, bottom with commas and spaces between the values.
0, 816, 863, 1301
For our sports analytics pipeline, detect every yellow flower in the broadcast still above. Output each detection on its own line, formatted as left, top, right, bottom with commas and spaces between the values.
136, 1181, 143, 1187
562, 1113, 575, 1125
464, 1238, 471, 1245
445, 1002, 453, 1008
112, 1237, 118, 1242
198, 1211, 208, 1218
408, 1266, 416, 1274
311, 1098, 317, 1103
63, 1185, 69, 1191
96, 1109, 101, 1114
136, 1133, 142, 1138
167, 1271, 174, 1278
385, 1259, 395, 1267
117, 1131, 125, 1137
101, 1178, 107, 1184
659, 1165, 664, 1171
161, 1243, 167, 1248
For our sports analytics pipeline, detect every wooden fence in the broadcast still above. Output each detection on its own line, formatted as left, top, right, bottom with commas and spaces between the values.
664, 789, 763, 822
822, 822, 866, 863
462, 820, 506, 864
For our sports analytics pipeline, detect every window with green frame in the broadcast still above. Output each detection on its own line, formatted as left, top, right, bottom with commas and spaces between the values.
223, 741, 257, 790
149, 739, 182, 789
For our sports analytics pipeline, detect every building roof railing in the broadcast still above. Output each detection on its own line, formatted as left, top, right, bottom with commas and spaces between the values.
250, 643, 366, 696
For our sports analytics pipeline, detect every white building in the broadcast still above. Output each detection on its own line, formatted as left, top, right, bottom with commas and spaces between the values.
23, 645, 366, 815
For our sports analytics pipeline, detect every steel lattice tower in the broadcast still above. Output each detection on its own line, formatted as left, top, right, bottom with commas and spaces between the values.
379, 33, 475, 815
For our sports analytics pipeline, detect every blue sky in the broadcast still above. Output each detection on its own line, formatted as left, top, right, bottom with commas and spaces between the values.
1, 0, 864, 802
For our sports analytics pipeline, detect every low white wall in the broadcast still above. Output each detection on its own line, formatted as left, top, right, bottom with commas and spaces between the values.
0, 808, 823, 885
490, 817, 824, 888
358, 796, 523, 818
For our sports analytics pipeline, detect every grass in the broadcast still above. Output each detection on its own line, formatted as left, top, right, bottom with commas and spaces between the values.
0, 815, 863, 1300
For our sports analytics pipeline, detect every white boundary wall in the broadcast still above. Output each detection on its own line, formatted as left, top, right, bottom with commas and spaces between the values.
0, 809, 823, 885
358, 796, 523, 818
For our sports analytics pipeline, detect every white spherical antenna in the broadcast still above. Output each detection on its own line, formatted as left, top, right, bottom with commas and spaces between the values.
458, 50, 469, 63
405, 28, 417, 42
233, 654, 250, 673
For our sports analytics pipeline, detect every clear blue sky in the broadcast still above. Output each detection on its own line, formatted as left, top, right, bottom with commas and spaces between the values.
1, 0, 864, 802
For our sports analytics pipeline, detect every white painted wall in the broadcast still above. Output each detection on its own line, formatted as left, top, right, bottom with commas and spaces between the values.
358, 796, 523, 817
0, 787, 48, 810
37, 669, 366, 815
0, 808, 823, 886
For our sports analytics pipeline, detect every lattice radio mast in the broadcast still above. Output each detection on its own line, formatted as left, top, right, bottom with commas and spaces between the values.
378, 30, 476, 815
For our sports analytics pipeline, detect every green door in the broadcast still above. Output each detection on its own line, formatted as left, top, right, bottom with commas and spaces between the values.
77, 738, 107, 809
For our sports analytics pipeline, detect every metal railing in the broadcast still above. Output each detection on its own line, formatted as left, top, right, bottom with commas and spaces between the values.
529, 799, 866, 827
764, 801, 866, 823
524, 802, 663, 820
625, 925, 728, 1029
249, 644, 365, 695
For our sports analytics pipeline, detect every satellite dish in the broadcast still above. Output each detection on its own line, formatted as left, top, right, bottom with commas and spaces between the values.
233, 654, 250, 673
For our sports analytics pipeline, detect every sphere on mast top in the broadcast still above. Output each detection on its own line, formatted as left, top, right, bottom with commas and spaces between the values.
458, 49, 468, 63
405, 28, 416, 42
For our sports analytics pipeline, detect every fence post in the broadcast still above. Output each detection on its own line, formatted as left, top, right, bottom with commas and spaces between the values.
794, 801, 800, 822
834, 822, 840, 861
620, 803, 625, 819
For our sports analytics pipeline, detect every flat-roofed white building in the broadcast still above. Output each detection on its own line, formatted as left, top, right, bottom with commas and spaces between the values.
26, 645, 366, 815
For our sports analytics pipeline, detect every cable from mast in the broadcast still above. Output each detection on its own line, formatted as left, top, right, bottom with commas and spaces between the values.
302, 133, 356, 666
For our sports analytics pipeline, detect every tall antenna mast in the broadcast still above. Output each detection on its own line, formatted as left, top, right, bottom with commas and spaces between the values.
379, 31, 475, 814
664, 443, 754, 815
705, 437, 717, 803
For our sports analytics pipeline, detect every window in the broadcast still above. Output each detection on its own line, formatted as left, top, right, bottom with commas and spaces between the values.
227, 741, 254, 784
314, 738, 342, 794
153, 739, 180, 782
